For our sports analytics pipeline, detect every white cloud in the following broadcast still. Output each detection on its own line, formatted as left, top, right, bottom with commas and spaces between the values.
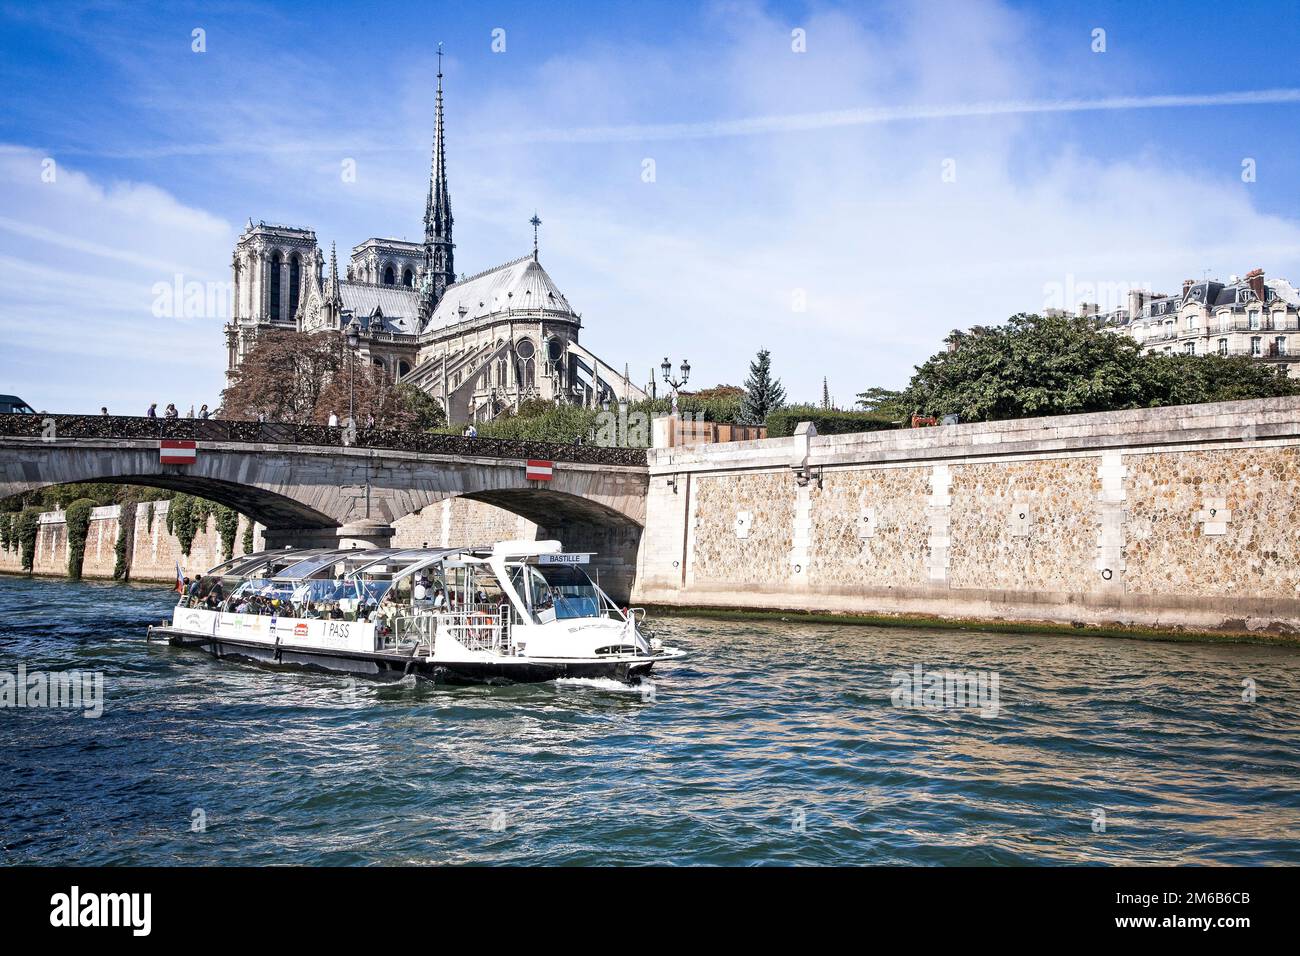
0, 147, 234, 412
443, 0, 1300, 398
3, 0, 1299, 411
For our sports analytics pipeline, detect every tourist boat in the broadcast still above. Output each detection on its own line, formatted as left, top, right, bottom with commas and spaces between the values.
148, 540, 685, 685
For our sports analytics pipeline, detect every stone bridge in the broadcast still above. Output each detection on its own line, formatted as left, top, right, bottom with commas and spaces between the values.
0, 415, 648, 600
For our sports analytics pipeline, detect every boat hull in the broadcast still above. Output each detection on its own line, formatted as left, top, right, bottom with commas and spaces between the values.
151, 627, 658, 684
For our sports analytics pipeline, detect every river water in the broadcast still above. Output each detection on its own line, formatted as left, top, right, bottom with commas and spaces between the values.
1, 576, 1297, 865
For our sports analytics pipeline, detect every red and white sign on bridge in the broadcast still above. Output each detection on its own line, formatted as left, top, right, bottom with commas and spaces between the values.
159, 440, 197, 465
525, 459, 553, 481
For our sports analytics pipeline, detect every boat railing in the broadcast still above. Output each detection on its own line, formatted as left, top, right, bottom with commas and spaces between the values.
436, 604, 513, 655
377, 610, 435, 653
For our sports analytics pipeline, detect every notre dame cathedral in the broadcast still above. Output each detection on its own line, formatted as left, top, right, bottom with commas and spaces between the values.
224, 55, 644, 425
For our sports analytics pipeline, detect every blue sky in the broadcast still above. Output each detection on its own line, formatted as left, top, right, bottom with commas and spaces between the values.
2, 0, 1299, 413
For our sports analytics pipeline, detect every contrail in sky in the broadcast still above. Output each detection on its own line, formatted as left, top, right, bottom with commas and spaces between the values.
466, 88, 1300, 146
23, 88, 1300, 159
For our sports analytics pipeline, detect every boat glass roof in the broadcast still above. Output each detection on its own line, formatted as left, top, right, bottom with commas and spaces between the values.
209, 544, 566, 584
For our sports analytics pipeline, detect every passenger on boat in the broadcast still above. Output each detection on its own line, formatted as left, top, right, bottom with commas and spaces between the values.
186, 575, 203, 605
413, 574, 430, 603
432, 587, 447, 611
203, 582, 225, 609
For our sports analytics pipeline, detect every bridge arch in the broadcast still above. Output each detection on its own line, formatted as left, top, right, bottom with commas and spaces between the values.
0, 422, 649, 598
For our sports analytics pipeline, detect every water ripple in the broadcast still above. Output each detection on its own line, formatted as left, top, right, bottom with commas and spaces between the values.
1, 576, 1299, 864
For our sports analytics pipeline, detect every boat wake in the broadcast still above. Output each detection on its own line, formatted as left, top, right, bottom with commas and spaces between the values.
553, 676, 654, 695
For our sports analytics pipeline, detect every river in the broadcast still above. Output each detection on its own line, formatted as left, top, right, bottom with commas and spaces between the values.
1, 576, 1297, 865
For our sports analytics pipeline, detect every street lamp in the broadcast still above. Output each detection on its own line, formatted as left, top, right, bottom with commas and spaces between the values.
661, 357, 689, 414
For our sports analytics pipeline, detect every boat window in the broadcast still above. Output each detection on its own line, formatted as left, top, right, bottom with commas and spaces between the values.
529, 565, 603, 620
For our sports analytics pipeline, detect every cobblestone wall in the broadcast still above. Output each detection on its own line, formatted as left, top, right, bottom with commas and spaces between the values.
635, 397, 1300, 636
807, 466, 932, 589
1125, 446, 1300, 598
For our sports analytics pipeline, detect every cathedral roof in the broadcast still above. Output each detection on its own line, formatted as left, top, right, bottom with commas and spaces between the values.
339, 282, 421, 334
423, 255, 575, 333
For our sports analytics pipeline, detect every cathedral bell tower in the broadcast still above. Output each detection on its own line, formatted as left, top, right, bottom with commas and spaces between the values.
421, 44, 455, 321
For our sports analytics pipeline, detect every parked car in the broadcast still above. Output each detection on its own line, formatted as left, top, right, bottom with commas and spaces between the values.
0, 395, 35, 414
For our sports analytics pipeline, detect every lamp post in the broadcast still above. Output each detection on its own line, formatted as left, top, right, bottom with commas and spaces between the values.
661, 356, 690, 415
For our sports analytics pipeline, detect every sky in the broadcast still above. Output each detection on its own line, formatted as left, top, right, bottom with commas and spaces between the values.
1, 0, 1298, 413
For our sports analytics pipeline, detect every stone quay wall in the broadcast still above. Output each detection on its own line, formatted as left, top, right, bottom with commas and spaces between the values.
0, 500, 265, 581
0, 497, 531, 583
633, 397, 1300, 636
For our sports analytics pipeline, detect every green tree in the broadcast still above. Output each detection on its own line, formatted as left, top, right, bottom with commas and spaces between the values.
1135, 353, 1297, 407
740, 349, 786, 424
905, 313, 1149, 422
855, 387, 909, 421
393, 383, 447, 431
905, 313, 1299, 424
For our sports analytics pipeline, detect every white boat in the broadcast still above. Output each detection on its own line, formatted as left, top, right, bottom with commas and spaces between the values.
148, 540, 685, 685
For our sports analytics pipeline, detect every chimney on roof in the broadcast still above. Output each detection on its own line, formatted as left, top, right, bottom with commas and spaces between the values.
1246, 268, 1265, 302
1128, 289, 1148, 318
1182, 279, 1195, 293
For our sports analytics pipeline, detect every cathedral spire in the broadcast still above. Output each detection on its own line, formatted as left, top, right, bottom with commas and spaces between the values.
327, 242, 340, 296
325, 241, 343, 326
422, 43, 454, 317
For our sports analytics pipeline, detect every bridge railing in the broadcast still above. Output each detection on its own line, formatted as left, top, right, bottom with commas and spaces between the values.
0, 412, 648, 466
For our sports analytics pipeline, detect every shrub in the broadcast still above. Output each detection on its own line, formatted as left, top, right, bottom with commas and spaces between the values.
64, 498, 97, 579
215, 505, 240, 561
241, 518, 254, 555
462, 401, 604, 443
113, 499, 136, 581
169, 494, 198, 557
766, 407, 899, 438
17, 508, 41, 572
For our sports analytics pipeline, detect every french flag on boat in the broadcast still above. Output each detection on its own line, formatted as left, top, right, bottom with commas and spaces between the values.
525, 459, 553, 481
160, 440, 197, 465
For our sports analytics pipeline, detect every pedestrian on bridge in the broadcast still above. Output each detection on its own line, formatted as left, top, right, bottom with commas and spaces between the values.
198, 404, 210, 420
146, 403, 157, 418
328, 410, 339, 428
